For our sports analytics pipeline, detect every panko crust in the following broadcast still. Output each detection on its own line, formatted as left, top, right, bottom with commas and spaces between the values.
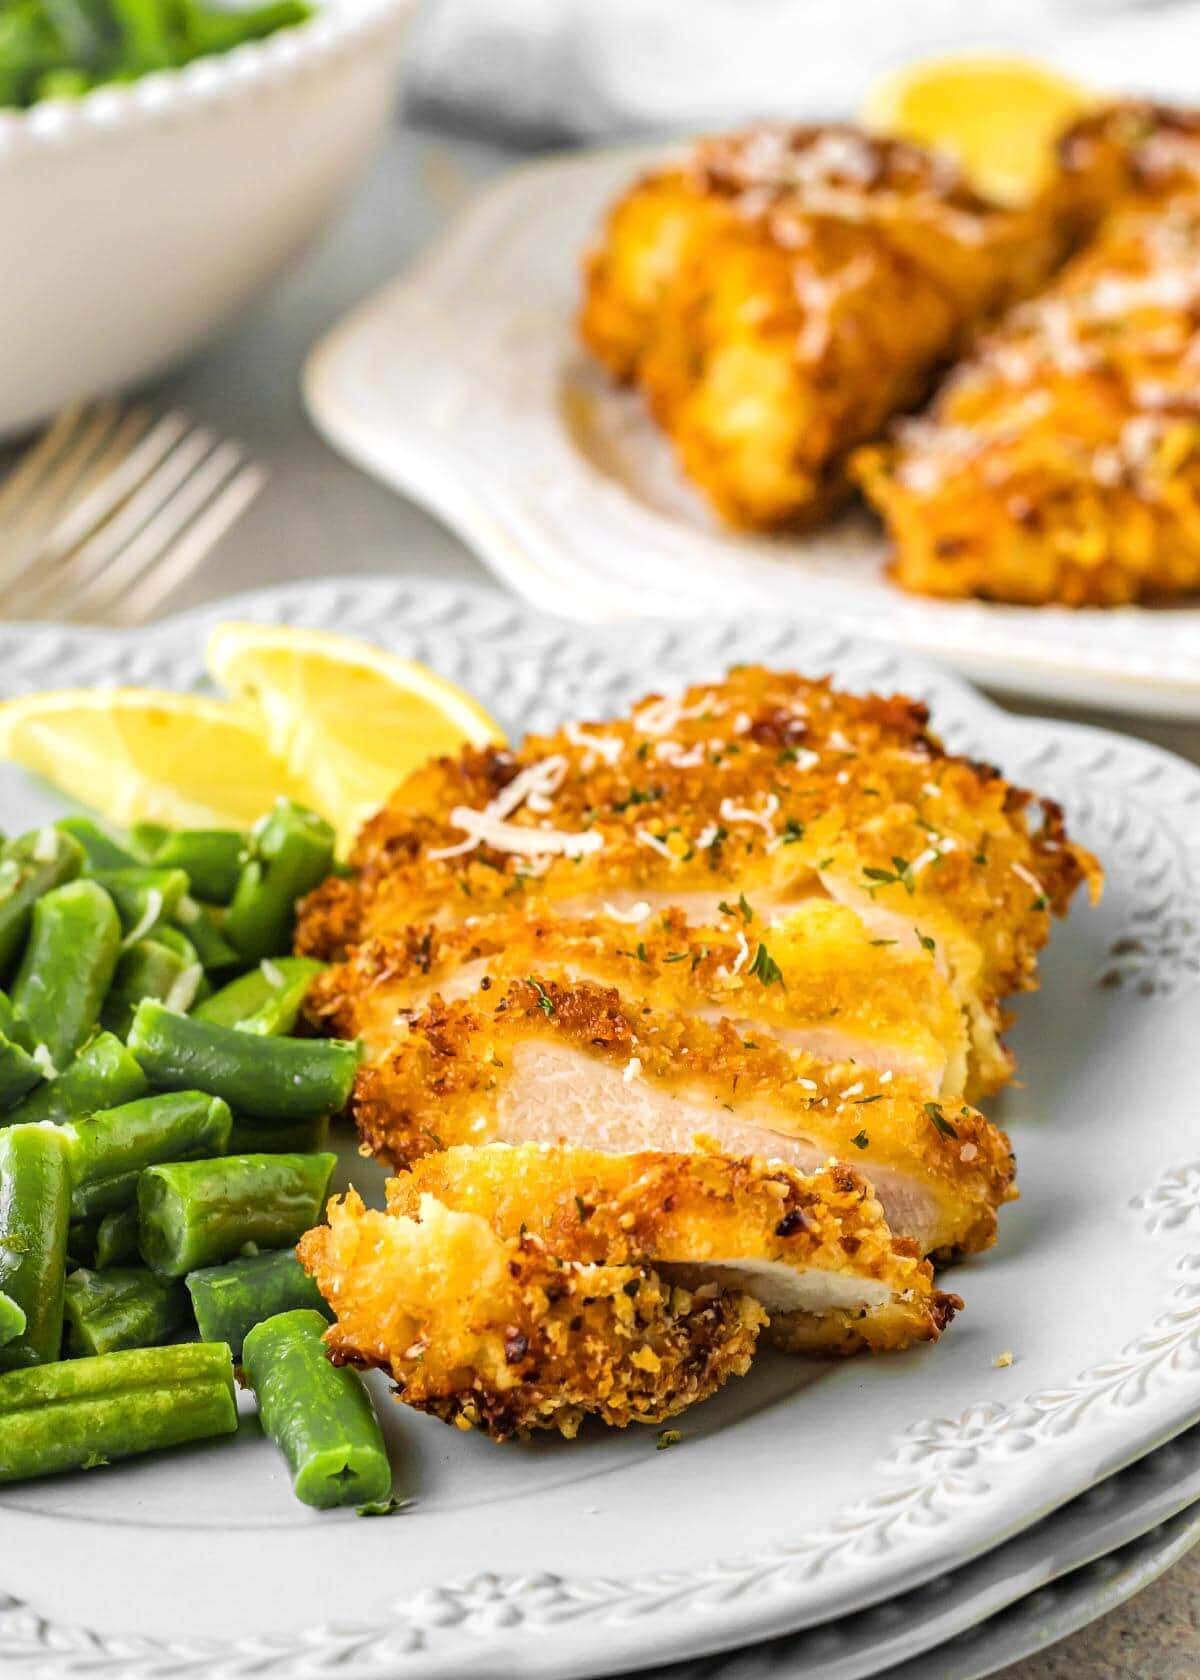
299, 1188, 765, 1440
387, 1143, 960, 1354
351, 976, 1015, 1258
304, 899, 975, 1098
857, 104, 1200, 607
296, 668, 1099, 1041
578, 125, 1071, 529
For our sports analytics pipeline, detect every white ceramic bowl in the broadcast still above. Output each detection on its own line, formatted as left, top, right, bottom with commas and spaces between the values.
0, 0, 415, 438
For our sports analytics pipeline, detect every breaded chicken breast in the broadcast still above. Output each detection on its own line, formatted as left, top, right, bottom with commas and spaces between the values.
307, 900, 972, 1099
579, 125, 1075, 529
297, 668, 1099, 1092
857, 105, 1200, 606
349, 977, 1014, 1259
298, 1146, 958, 1439
302, 1186, 766, 1439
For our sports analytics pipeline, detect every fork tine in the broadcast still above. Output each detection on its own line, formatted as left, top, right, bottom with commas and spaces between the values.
70, 439, 246, 619
109, 463, 267, 626
0, 403, 124, 589
37, 407, 182, 565
0, 402, 90, 523
13, 426, 217, 617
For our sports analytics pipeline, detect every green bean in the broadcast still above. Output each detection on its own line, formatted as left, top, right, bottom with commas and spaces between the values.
64, 1091, 232, 1219
0, 1031, 147, 1127
100, 937, 203, 1037
0, 1123, 71, 1370
228, 1114, 330, 1155
0, 989, 29, 1049
138, 1151, 335, 1277
0, 1032, 43, 1110
92, 867, 188, 941
182, 0, 309, 56
94, 1205, 139, 1269
0, 1343, 237, 1482
128, 1001, 360, 1121
0, 826, 84, 979
64, 1265, 189, 1356
224, 800, 335, 962
55, 816, 140, 871
0, 1290, 26, 1346
11, 879, 121, 1070
193, 956, 324, 1035
186, 1248, 330, 1358
139, 828, 245, 904
68, 1218, 99, 1267
242, 1309, 391, 1509
129, 821, 169, 857
172, 897, 239, 971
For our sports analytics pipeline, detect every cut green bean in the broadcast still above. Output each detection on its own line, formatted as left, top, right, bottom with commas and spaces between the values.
64, 1091, 232, 1219
224, 800, 335, 962
0, 826, 84, 979
94, 1206, 140, 1269
194, 957, 324, 1035
0, 1343, 237, 1483
68, 1218, 99, 1267
11, 879, 121, 1070
186, 1248, 330, 1359
64, 1266, 189, 1356
242, 1309, 391, 1509
128, 1001, 360, 1121
172, 898, 239, 971
0, 1123, 71, 1370
55, 816, 140, 871
138, 1151, 336, 1277
0, 1290, 26, 1346
0, 989, 29, 1049
0, 1031, 148, 1127
101, 937, 203, 1037
228, 1113, 330, 1155
0, 1031, 43, 1110
92, 867, 189, 941
140, 829, 245, 904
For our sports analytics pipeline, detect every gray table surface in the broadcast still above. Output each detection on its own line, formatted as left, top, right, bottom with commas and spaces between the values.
114, 113, 1200, 1680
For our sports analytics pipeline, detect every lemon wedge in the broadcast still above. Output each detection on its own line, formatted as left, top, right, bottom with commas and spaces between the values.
206, 623, 505, 851
863, 55, 1093, 204
0, 689, 299, 830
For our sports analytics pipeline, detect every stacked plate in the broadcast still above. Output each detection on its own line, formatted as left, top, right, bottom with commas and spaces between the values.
2, 578, 1198, 1680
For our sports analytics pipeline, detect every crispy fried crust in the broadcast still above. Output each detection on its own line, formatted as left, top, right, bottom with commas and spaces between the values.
351, 976, 1015, 1258
578, 125, 1073, 529
857, 104, 1200, 606
387, 1144, 960, 1355
296, 667, 1099, 1075
305, 900, 974, 1098
300, 1188, 765, 1440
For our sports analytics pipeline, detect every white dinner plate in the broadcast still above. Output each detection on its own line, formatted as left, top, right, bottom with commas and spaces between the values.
635, 1421, 1200, 1680
305, 150, 1200, 720
2, 577, 1200, 1680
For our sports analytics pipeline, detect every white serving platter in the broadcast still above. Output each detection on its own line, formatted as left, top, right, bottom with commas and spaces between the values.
2, 577, 1200, 1680
305, 149, 1200, 720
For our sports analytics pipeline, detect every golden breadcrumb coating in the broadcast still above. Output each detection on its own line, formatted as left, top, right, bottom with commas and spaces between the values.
300, 1188, 765, 1440
579, 124, 1074, 529
857, 104, 1200, 606
349, 975, 1014, 1259
306, 899, 974, 1099
297, 667, 1099, 1089
387, 1145, 961, 1355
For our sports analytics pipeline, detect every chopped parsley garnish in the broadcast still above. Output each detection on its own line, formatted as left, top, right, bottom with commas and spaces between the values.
854, 1093, 883, 1105
528, 977, 555, 1019
780, 818, 806, 845
869, 938, 897, 947
864, 857, 915, 895
1032, 894, 1048, 912
613, 785, 663, 813
917, 931, 936, 953
575, 1195, 592, 1223
635, 941, 648, 963
664, 951, 690, 963
749, 942, 785, 987
924, 1101, 959, 1140
719, 893, 754, 923
656, 1429, 682, 1450
850, 1130, 870, 1149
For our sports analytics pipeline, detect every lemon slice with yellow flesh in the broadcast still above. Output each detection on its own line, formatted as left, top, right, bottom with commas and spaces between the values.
0, 689, 299, 830
206, 623, 505, 852
863, 55, 1093, 205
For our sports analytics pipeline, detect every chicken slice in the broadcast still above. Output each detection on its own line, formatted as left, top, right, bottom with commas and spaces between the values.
350, 977, 1015, 1260
306, 900, 972, 1099
301, 1186, 766, 1440
385, 1145, 961, 1355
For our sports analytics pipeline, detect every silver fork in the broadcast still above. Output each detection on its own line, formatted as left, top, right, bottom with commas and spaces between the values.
0, 403, 267, 626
